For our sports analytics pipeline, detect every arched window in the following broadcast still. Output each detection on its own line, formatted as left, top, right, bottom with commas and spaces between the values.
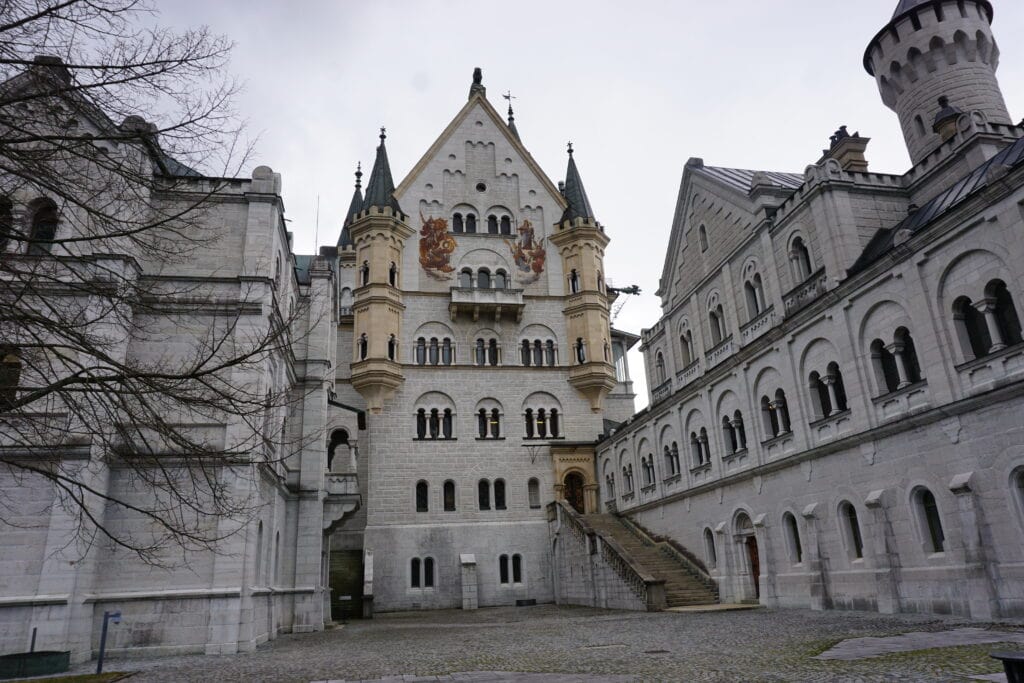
494, 479, 506, 510
870, 339, 901, 395
487, 215, 498, 234
528, 478, 540, 509
478, 409, 488, 438
491, 408, 501, 438
459, 269, 473, 289
536, 408, 547, 438
388, 261, 398, 287
0, 348, 20, 411
453, 213, 464, 233
443, 480, 456, 511
744, 275, 765, 320
387, 334, 397, 361
915, 488, 946, 553
597, 272, 604, 292
783, 513, 803, 564
500, 216, 512, 235
549, 409, 560, 438
894, 327, 923, 385
512, 554, 523, 583
428, 338, 439, 365
521, 340, 531, 366
989, 280, 1023, 347
841, 501, 864, 560
499, 554, 510, 584
358, 334, 368, 360
416, 337, 427, 365
416, 409, 427, 439
699, 427, 710, 465
791, 236, 812, 281
477, 269, 491, 289
709, 307, 724, 345
733, 410, 747, 451
524, 408, 534, 438
529, 340, 540, 366
670, 442, 680, 475
478, 479, 491, 510
828, 362, 849, 412
442, 408, 453, 439
0, 198, 11, 252
655, 352, 666, 384
761, 396, 780, 439
698, 225, 708, 252
545, 340, 556, 366
495, 270, 507, 289
722, 416, 737, 454
424, 558, 434, 587
466, 214, 477, 233
327, 429, 349, 471
575, 338, 586, 364
442, 338, 453, 365
411, 558, 421, 587
704, 528, 717, 569
487, 338, 499, 366
679, 330, 693, 367
568, 269, 580, 294
429, 409, 440, 439
953, 296, 991, 360
475, 338, 486, 366
663, 446, 673, 476
775, 389, 792, 433
809, 371, 831, 419
28, 200, 58, 255
416, 480, 429, 512
360, 261, 370, 286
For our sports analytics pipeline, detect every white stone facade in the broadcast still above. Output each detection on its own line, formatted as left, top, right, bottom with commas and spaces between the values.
599, 0, 1024, 621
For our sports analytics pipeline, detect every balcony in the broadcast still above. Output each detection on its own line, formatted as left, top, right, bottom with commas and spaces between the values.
740, 306, 775, 346
784, 268, 828, 316
676, 360, 701, 388
651, 377, 674, 404
449, 287, 524, 323
323, 472, 360, 534
705, 336, 734, 369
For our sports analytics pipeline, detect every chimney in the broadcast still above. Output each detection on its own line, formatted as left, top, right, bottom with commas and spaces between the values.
819, 126, 870, 172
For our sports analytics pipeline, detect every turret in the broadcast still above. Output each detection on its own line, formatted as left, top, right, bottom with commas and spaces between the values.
337, 163, 362, 250
548, 144, 616, 412
348, 130, 414, 413
864, 0, 1011, 165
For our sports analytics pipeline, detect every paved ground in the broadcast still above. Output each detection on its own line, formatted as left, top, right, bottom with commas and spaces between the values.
74, 605, 1024, 682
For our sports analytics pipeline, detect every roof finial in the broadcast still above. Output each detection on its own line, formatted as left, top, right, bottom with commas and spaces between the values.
469, 67, 486, 99
355, 161, 362, 190
379, 127, 387, 144
567, 141, 574, 157
503, 90, 517, 119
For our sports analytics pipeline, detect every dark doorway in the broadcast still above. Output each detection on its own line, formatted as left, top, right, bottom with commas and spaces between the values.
329, 549, 364, 619
564, 473, 585, 514
745, 535, 761, 600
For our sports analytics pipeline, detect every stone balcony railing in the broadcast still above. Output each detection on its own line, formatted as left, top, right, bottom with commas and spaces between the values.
783, 268, 828, 316
677, 360, 702, 387
651, 377, 674, 404
705, 336, 734, 369
449, 287, 525, 323
740, 306, 775, 346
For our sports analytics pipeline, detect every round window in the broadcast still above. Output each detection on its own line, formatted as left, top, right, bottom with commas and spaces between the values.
475, 182, 487, 192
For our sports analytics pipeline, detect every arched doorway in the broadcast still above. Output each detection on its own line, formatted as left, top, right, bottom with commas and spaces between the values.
564, 472, 585, 514
735, 512, 760, 601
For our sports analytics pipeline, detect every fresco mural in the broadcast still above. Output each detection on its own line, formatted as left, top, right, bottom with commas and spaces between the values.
419, 213, 457, 279
506, 218, 546, 285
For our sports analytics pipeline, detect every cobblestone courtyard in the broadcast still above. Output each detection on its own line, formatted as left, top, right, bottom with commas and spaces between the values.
83, 606, 1024, 682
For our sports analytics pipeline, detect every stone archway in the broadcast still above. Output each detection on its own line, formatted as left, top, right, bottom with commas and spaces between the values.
734, 512, 760, 601
550, 444, 600, 514
564, 472, 585, 514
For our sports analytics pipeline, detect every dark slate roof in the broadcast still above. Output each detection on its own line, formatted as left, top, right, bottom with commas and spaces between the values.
892, 0, 931, 17
698, 166, 804, 194
155, 152, 202, 178
294, 255, 313, 285
361, 132, 403, 214
850, 136, 1024, 275
560, 150, 596, 223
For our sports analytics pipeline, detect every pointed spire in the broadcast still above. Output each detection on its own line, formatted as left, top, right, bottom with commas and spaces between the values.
338, 162, 363, 248
560, 142, 596, 224
503, 90, 521, 142
361, 128, 402, 215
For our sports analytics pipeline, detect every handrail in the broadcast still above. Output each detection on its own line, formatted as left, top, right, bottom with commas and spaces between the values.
617, 515, 719, 594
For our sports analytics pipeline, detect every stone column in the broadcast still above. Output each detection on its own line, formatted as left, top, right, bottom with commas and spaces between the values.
823, 376, 840, 416
460, 555, 478, 610
800, 504, 829, 611
948, 472, 999, 620
774, 398, 792, 433
889, 342, 912, 389
752, 514, 777, 607
976, 299, 1007, 352
863, 490, 900, 614
713, 522, 732, 603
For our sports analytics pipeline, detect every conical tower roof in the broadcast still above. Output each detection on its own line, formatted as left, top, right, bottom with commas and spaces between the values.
892, 0, 930, 17
338, 163, 363, 248
560, 143, 596, 224
361, 128, 403, 214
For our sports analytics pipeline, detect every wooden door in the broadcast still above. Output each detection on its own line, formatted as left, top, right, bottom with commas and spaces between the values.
745, 536, 761, 599
564, 473, 585, 514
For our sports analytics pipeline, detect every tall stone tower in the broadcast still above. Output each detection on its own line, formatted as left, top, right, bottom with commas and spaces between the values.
549, 146, 616, 412
349, 130, 414, 413
864, 0, 1011, 164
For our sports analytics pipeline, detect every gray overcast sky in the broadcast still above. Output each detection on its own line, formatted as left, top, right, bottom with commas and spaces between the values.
161, 0, 1024, 409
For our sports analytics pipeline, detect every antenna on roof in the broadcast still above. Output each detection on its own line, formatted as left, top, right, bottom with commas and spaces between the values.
314, 194, 320, 247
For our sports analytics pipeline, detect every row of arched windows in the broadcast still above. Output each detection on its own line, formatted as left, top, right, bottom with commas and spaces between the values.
458, 268, 509, 289
953, 280, 1023, 362
358, 260, 399, 287
521, 339, 557, 367
475, 338, 500, 366
524, 408, 561, 439
411, 338, 565, 367
869, 328, 923, 395
415, 478, 542, 511
498, 553, 524, 584
410, 556, 435, 588
415, 408, 454, 440
356, 333, 398, 362
0, 197, 59, 255
413, 405, 561, 440
415, 337, 454, 366
452, 212, 513, 235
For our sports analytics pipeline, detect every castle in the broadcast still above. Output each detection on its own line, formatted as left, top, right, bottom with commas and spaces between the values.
0, 0, 1022, 663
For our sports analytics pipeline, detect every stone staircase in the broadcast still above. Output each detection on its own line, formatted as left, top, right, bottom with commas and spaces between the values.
584, 514, 719, 609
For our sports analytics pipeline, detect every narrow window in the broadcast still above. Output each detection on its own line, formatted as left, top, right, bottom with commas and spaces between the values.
549, 409, 560, 438
655, 352, 666, 383
775, 389, 791, 433
416, 480, 429, 512
478, 269, 491, 289
670, 442, 680, 474
524, 409, 534, 438
453, 213, 464, 233
442, 408, 453, 439
478, 409, 488, 438
699, 225, 708, 252
761, 396, 779, 439
679, 332, 692, 367
512, 554, 523, 583
255, 521, 264, 584
490, 408, 501, 438
499, 554, 509, 584
416, 337, 427, 365
690, 433, 702, 467
991, 280, 1023, 346
459, 269, 473, 289
500, 216, 511, 235
536, 408, 547, 438
411, 558, 421, 588
953, 296, 991, 360
0, 349, 20, 410
528, 478, 540, 509
745, 281, 761, 320
704, 528, 717, 569
388, 261, 398, 287
784, 513, 803, 564
478, 479, 491, 510
575, 338, 586, 364
722, 416, 737, 454
533, 340, 543, 366
424, 557, 434, 587
28, 201, 58, 255
487, 215, 498, 234
569, 269, 580, 294
495, 270, 507, 289
444, 480, 456, 511
387, 334, 397, 361
429, 408, 440, 439
358, 334, 368, 360
0, 198, 12, 252
871, 339, 900, 395
895, 329, 923, 384
416, 409, 427, 439
466, 214, 477, 233
842, 502, 864, 560
792, 237, 812, 280
521, 340, 532, 366
918, 489, 946, 553
828, 362, 849, 412
428, 338, 439, 365
442, 338, 453, 365
494, 479, 506, 510
487, 338, 499, 366
809, 371, 831, 419
545, 340, 556, 366
914, 115, 926, 138
476, 339, 486, 366
360, 261, 370, 286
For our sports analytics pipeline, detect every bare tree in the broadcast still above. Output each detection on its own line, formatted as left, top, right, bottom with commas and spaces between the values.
0, 1, 318, 564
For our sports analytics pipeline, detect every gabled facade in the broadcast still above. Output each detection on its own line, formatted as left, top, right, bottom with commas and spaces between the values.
600, 0, 1024, 619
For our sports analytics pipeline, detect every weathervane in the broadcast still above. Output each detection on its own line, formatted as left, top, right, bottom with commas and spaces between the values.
503, 90, 517, 117
567, 141, 574, 156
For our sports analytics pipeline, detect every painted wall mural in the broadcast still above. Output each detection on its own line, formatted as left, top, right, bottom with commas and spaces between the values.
419, 213, 457, 279
506, 218, 546, 284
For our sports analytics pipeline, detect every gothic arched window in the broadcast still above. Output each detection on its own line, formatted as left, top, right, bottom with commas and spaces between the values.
28, 200, 58, 255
